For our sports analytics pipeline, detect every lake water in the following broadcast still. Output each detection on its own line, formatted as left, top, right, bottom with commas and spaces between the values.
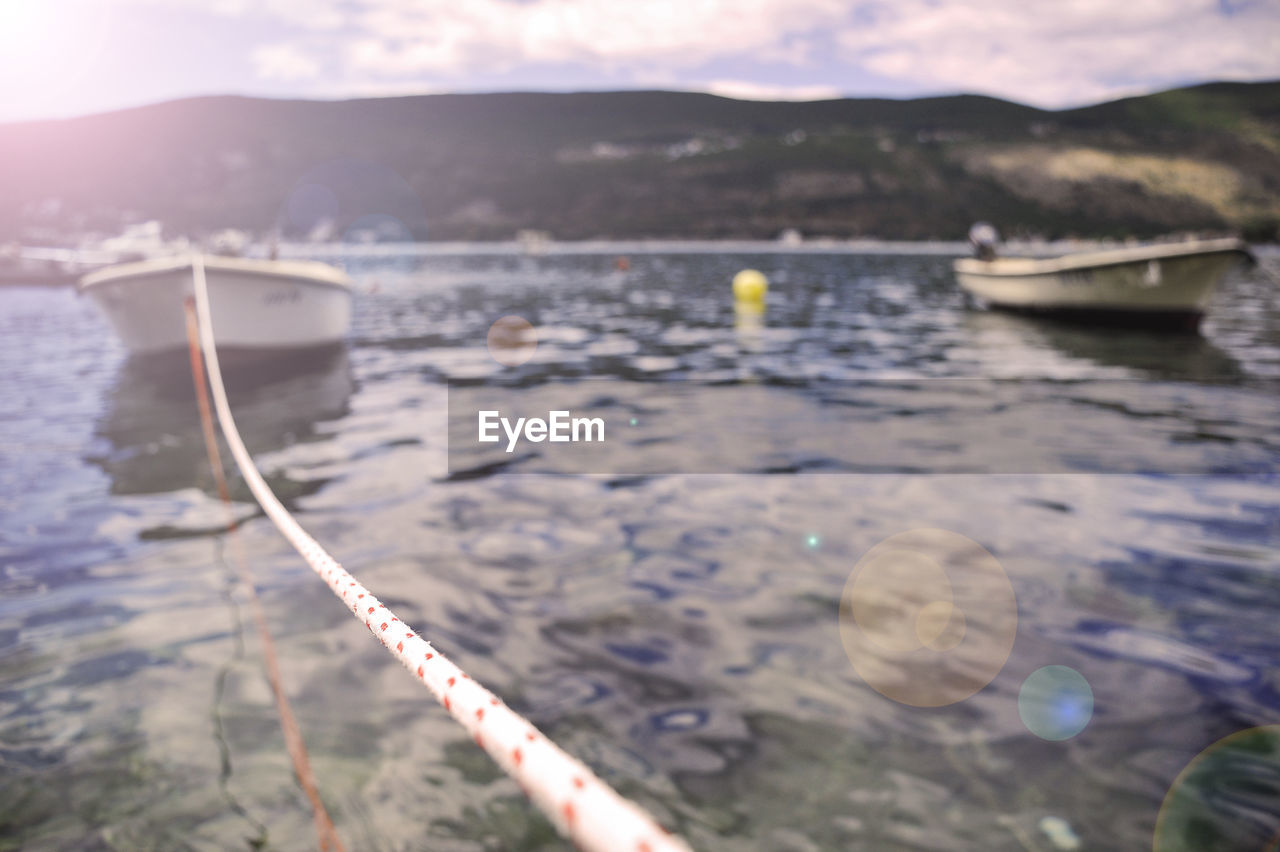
2, 246, 1278, 850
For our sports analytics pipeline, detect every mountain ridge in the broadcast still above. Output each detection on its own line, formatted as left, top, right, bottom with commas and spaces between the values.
3, 81, 1278, 243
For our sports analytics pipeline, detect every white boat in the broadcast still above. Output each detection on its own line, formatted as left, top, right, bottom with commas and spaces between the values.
955, 237, 1254, 330
79, 254, 353, 355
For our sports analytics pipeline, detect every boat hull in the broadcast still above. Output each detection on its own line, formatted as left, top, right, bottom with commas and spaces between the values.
80, 255, 353, 354
954, 239, 1250, 329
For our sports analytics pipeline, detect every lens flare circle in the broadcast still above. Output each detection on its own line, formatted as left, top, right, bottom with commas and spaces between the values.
1153, 725, 1280, 852
839, 528, 1017, 707
1018, 665, 1094, 741
917, 600, 965, 651
487, 316, 538, 366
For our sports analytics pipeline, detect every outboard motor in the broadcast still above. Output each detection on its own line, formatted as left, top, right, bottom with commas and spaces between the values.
968, 222, 1000, 261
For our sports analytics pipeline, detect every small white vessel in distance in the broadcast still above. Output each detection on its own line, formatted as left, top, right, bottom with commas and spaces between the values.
954, 224, 1254, 330
79, 254, 353, 354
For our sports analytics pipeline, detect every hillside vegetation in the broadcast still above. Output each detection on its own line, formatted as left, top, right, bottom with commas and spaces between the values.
2, 81, 1278, 243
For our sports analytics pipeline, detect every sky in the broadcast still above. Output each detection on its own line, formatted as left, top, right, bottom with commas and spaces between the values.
1, 0, 1278, 122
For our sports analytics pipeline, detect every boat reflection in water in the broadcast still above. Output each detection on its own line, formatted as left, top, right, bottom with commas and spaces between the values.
962, 309, 1245, 383
89, 345, 354, 497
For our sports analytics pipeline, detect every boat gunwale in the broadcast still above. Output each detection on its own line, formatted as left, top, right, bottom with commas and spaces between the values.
78, 254, 354, 292
953, 239, 1252, 278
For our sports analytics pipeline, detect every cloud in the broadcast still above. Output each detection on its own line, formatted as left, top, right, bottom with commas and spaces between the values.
131, 0, 347, 30
342, 0, 846, 77
324, 78, 451, 99
836, 0, 1280, 107
121, 0, 1280, 108
702, 80, 844, 101
252, 42, 322, 81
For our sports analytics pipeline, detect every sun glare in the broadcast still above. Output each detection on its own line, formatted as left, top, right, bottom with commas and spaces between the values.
0, 0, 114, 120
0, 1, 53, 56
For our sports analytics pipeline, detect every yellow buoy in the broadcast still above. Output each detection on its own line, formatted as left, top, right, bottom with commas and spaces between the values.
732, 269, 768, 303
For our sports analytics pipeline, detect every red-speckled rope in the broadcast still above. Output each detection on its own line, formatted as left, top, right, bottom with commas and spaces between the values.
188, 255, 690, 852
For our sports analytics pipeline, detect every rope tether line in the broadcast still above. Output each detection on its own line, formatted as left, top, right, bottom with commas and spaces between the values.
184, 296, 346, 852
186, 254, 691, 852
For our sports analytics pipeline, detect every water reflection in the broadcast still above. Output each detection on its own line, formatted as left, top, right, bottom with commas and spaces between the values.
5, 251, 1280, 850
88, 346, 354, 497
963, 310, 1245, 382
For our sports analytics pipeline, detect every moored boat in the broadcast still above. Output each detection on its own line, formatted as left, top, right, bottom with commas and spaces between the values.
79, 253, 353, 354
955, 233, 1254, 330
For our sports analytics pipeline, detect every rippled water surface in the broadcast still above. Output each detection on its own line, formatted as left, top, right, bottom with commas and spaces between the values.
2, 247, 1279, 850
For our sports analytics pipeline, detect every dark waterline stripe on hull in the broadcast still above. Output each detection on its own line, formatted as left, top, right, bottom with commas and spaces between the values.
981, 303, 1204, 333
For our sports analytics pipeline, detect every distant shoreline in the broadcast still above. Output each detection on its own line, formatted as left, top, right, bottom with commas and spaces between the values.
269, 236, 1276, 258
8, 236, 1275, 278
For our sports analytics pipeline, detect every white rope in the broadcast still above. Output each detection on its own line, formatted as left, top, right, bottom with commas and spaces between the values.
190, 254, 690, 852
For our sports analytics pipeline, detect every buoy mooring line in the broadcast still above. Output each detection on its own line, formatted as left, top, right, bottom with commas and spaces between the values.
184, 295, 345, 851
185, 255, 690, 852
